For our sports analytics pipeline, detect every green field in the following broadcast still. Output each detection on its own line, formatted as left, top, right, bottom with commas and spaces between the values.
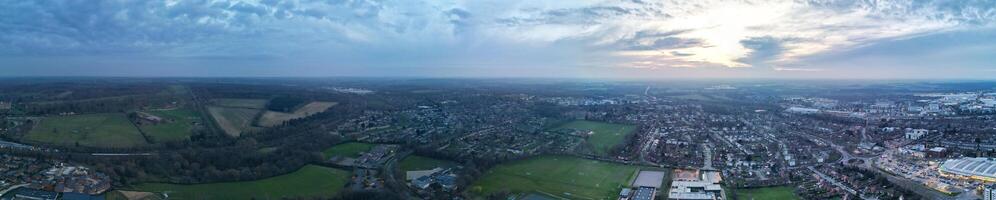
322, 142, 375, 159
25, 113, 148, 148
734, 186, 800, 200
139, 109, 201, 143
400, 155, 458, 171
470, 155, 642, 199
213, 98, 268, 109
553, 120, 636, 155
206, 106, 261, 137
132, 165, 349, 199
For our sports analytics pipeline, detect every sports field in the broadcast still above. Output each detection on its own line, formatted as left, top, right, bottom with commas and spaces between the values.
25, 113, 148, 148
132, 165, 349, 199
470, 155, 641, 199
258, 101, 337, 127
400, 155, 458, 171
553, 120, 635, 155
734, 186, 800, 200
322, 142, 375, 159
213, 98, 268, 109
206, 106, 260, 137
139, 109, 201, 143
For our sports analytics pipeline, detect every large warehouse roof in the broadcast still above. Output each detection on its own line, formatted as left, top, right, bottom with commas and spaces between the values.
940, 157, 996, 180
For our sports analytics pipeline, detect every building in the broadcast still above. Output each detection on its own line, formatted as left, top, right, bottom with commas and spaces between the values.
668, 169, 724, 200
785, 107, 819, 114
905, 129, 928, 140
10, 188, 58, 200
628, 170, 667, 200
939, 157, 996, 182
983, 184, 996, 200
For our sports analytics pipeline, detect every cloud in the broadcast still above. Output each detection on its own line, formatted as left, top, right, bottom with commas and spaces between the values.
0, 0, 995, 78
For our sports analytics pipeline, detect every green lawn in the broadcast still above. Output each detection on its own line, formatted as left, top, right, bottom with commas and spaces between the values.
322, 142, 375, 159
400, 155, 458, 171
213, 98, 268, 109
25, 113, 148, 148
139, 109, 201, 143
132, 165, 350, 200
553, 120, 635, 155
735, 186, 800, 200
470, 155, 641, 199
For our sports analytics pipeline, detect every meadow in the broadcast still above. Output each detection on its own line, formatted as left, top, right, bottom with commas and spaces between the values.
139, 108, 201, 143
131, 165, 349, 200
322, 142, 375, 159
553, 120, 636, 155
470, 155, 642, 199
206, 106, 260, 137
213, 98, 268, 109
258, 101, 337, 127
734, 186, 801, 200
25, 113, 148, 148
399, 155, 458, 171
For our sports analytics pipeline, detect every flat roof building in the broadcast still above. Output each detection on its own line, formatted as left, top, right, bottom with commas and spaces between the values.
939, 157, 996, 182
668, 169, 724, 200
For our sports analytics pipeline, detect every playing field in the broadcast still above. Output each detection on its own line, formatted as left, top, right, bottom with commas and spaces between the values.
213, 98, 268, 109
322, 142, 375, 159
470, 155, 641, 199
400, 155, 458, 171
25, 113, 148, 148
553, 120, 636, 155
734, 186, 800, 200
139, 109, 201, 143
206, 106, 261, 137
132, 165, 349, 200
258, 102, 337, 127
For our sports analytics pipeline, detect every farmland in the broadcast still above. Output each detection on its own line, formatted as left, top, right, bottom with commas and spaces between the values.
734, 186, 801, 200
24, 113, 149, 148
138, 108, 201, 143
322, 142, 375, 159
552, 120, 636, 155
399, 155, 458, 171
213, 98, 268, 109
258, 101, 337, 127
206, 106, 260, 137
470, 155, 642, 199
132, 165, 349, 199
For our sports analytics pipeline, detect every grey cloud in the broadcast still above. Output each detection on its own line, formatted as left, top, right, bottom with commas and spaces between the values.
736, 36, 784, 66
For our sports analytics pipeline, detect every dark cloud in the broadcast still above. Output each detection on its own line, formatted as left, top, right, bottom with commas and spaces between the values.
736, 36, 784, 66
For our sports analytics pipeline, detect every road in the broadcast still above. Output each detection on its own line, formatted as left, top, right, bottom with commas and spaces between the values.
702, 143, 714, 170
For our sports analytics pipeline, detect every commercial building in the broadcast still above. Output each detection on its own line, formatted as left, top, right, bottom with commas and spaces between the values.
905, 129, 928, 140
667, 169, 724, 200
939, 157, 996, 182
984, 184, 996, 200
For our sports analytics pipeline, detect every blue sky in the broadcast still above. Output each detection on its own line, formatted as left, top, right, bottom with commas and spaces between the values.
1, 0, 995, 79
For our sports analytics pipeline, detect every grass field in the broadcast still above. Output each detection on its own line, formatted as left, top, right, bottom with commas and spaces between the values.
139, 109, 201, 143
322, 142, 375, 159
25, 113, 148, 148
132, 165, 349, 200
400, 155, 458, 171
213, 98, 268, 109
470, 155, 642, 199
734, 186, 800, 200
258, 102, 337, 127
206, 106, 261, 137
553, 120, 635, 155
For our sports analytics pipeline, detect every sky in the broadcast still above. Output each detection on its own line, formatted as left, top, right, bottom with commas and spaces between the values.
1, 0, 995, 79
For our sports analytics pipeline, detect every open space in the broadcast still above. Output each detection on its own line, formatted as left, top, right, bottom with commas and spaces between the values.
734, 186, 800, 200
213, 98, 268, 109
206, 106, 261, 137
399, 155, 459, 171
322, 142, 375, 159
552, 120, 636, 155
138, 108, 202, 143
25, 113, 148, 148
470, 155, 643, 199
131, 165, 349, 200
258, 101, 337, 127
